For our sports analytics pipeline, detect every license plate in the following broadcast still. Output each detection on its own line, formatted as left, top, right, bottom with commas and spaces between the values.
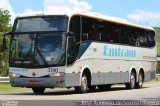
29, 80, 39, 85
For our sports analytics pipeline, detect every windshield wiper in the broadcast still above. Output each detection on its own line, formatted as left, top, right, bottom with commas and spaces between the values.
35, 46, 48, 65
34, 35, 48, 65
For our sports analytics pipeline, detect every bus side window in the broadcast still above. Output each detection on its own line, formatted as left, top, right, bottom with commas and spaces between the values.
82, 17, 96, 41
105, 26, 112, 42
69, 16, 80, 43
88, 25, 96, 40
95, 20, 104, 41
82, 33, 89, 41
147, 34, 155, 47
135, 36, 142, 47
136, 35, 147, 47
97, 33, 103, 41
117, 27, 126, 44
129, 34, 136, 45
112, 28, 118, 43
139, 36, 146, 46
106, 32, 112, 42
143, 35, 148, 47
128, 28, 138, 46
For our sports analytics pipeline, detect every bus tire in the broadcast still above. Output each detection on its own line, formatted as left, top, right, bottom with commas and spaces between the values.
125, 72, 136, 89
135, 71, 143, 89
32, 87, 45, 94
75, 74, 88, 93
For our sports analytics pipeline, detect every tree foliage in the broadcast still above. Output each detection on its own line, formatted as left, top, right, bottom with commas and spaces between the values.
154, 27, 160, 57
0, 9, 11, 32
0, 9, 11, 76
154, 27, 160, 73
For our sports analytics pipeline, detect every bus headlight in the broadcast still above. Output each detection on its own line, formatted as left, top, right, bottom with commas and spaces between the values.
49, 72, 65, 77
9, 72, 21, 77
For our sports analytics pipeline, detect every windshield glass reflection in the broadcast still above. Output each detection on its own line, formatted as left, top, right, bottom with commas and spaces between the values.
10, 33, 66, 68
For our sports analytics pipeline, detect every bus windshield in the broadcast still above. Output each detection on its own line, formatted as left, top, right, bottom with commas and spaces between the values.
10, 32, 66, 68
14, 16, 68, 32
9, 16, 68, 68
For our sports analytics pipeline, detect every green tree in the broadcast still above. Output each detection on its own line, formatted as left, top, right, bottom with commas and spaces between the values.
154, 27, 160, 56
0, 9, 12, 76
154, 27, 160, 74
0, 9, 11, 32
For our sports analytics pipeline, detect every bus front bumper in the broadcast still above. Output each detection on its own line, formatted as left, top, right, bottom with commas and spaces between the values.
10, 77, 66, 88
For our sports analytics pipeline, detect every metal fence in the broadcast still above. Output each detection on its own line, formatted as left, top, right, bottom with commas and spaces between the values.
0, 77, 10, 83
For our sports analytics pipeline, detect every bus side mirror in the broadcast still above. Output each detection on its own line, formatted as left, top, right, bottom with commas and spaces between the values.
66, 32, 76, 45
2, 35, 7, 50
2, 32, 12, 50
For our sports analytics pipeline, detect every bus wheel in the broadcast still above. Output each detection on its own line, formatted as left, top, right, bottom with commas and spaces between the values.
32, 87, 45, 94
125, 72, 136, 89
135, 71, 143, 89
75, 74, 88, 93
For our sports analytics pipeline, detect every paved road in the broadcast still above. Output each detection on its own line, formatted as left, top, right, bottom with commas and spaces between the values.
0, 83, 160, 106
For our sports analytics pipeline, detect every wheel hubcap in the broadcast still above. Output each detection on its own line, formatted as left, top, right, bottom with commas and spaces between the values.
81, 76, 88, 91
139, 74, 143, 86
131, 74, 135, 88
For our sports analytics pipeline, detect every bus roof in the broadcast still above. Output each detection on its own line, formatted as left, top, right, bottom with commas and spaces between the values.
16, 11, 154, 31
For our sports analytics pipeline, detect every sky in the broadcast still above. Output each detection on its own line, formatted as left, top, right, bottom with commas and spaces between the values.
0, 0, 160, 27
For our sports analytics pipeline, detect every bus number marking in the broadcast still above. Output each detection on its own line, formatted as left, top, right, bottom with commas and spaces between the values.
48, 68, 58, 73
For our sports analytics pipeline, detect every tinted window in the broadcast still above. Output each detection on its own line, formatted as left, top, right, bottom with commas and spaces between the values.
79, 16, 155, 48
14, 16, 68, 32
128, 28, 155, 47
69, 16, 80, 42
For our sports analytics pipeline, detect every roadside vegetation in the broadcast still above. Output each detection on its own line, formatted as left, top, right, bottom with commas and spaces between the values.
0, 83, 30, 93
154, 27, 160, 56
0, 9, 11, 76
154, 27, 160, 74
145, 76, 160, 83
0, 83, 67, 93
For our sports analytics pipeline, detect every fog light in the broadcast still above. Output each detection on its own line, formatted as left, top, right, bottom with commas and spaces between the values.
9, 72, 20, 78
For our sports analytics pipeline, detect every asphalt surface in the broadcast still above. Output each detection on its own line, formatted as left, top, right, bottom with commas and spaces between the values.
0, 83, 160, 106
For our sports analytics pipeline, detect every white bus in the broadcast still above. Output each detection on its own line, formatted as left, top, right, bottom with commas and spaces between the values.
3, 11, 157, 94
